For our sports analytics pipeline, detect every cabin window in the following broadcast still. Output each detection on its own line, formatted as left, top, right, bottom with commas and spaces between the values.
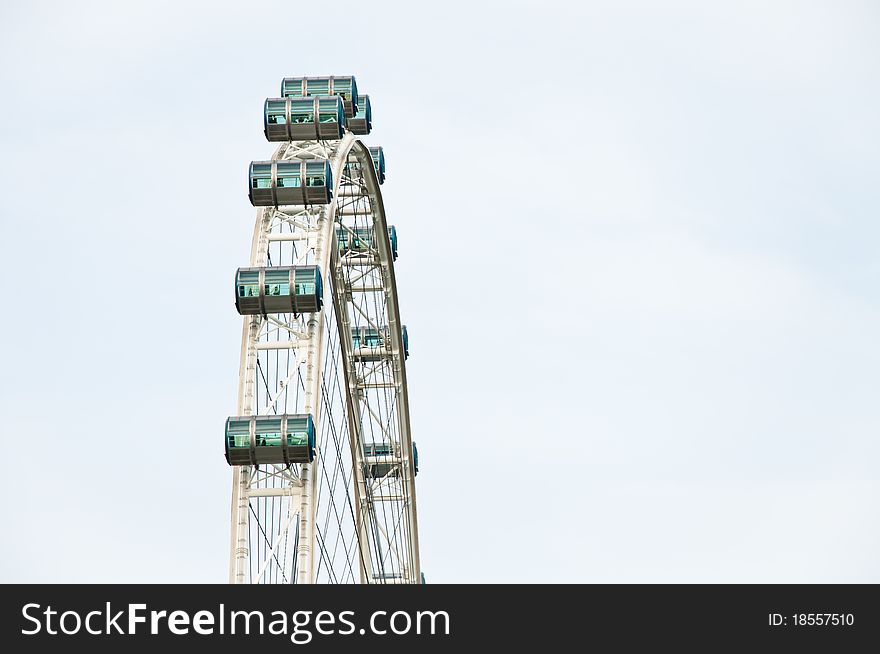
282, 79, 305, 97
229, 434, 250, 448
254, 418, 284, 447
255, 432, 282, 447
264, 282, 290, 297
227, 419, 251, 448
238, 283, 259, 297
306, 79, 330, 95
266, 100, 288, 125
251, 163, 272, 189
278, 176, 301, 188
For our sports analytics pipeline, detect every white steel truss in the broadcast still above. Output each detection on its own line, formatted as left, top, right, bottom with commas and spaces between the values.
229, 133, 420, 584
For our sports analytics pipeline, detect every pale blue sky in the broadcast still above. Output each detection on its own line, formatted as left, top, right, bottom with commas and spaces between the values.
0, 0, 878, 582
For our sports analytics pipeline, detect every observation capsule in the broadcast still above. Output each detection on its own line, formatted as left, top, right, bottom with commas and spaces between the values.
413, 441, 419, 475
235, 265, 323, 315
336, 225, 398, 261
369, 147, 385, 184
225, 414, 316, 466
346, 95, 372, 135
345, 146, 385, 184
281, 76, 358, 118
248, 159, 333, 206
264, 96, 345, 141
362, 441, 419, 478
350, 324, 408, 360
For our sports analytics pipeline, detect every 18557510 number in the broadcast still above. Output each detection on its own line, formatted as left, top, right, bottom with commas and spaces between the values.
769, 613, 854, 627
794, 614, 853, 627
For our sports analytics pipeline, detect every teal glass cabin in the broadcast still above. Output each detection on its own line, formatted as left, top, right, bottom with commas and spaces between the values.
264, 96, 345, 141
345, 146, 385, 184
336, 225, 398, 260
351, 324, 408, 360
225, 414, 316, 466
362, 441, 419, 478
249, 159, 333, 206
347, 95, 372, 135
235, 265, 323, 315
369, 147, 385, 184
281, 76, 358, 118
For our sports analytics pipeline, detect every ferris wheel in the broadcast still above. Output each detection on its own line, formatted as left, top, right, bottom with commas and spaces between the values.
224, 76, 421, 584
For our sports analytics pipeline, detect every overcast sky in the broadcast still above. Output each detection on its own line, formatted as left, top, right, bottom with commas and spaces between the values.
0, 0, 878, 582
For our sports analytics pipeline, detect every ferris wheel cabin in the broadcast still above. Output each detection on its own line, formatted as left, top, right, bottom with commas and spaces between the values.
281, 76, 359, 118
263, 96, 346, 141
345, 146, 386, 184
346, 95, 372, 135
369, 146, 385, 184
235, 265, 323, 315
336, 225, 398, 260
249, 159, 333, 206
225, 414, 316, 466
363, 441, 419, 478
351, 324, 409, 360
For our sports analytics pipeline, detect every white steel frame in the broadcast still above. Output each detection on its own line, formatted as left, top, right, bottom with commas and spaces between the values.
229, 132, 420, 584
